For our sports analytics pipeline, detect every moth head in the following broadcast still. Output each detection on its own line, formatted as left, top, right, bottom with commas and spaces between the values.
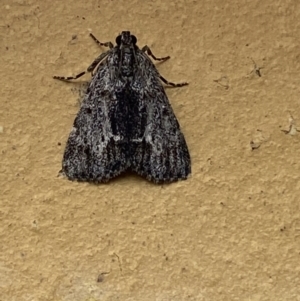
116, 31, 137, 46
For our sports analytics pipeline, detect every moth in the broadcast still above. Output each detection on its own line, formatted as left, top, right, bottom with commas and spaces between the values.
54, 31, 191, 183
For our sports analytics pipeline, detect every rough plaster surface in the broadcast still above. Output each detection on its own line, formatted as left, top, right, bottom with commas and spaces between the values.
1, 0, 300, 300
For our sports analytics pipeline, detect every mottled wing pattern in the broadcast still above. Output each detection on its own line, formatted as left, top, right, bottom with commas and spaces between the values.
129, 50, 191, 183
58, 31, 191, 183
62, 51, 130, 182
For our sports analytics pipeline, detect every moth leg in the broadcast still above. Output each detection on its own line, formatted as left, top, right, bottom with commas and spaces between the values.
142, 45, 187, 87
159, 74, 189, 87
87, 52, 109, 74
89, 33, 114, 49
53, 71, 86, 81
53, 52, 109, 81
142, 45, 170, 62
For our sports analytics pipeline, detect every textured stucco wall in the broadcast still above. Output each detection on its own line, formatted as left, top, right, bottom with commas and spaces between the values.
1, 0, 300, 300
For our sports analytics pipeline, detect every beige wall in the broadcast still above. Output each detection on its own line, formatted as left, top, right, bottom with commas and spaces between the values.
1, 0, 300, 300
